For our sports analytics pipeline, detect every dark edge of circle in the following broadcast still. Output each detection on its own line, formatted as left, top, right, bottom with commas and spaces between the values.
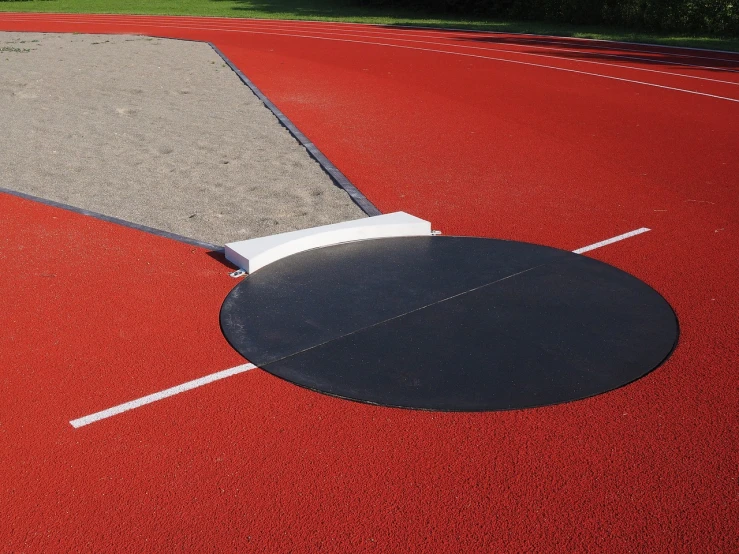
0, 187, 223, 252
224, 243, 681, 412
207, 42, 383, 217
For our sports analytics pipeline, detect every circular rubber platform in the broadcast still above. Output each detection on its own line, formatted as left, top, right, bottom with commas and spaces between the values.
220, 237, 678, 411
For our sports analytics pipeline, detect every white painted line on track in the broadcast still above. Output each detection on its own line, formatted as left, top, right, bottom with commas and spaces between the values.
125, 18, 738, 82
4, 13, 739, 60
573, 227, 651, 254
4, 18, 736, 102
199, 28, 739, 102
67, 223, 652, 429
69, 363, 256, 428
172, 20, 739, 78
258, 19, 739, 60
4, 14, 738, 82
225, 23, 739, 84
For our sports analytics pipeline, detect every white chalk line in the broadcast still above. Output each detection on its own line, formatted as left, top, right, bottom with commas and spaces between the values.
68, 228, 649, 428
4, 13, 739, 62
143, 20, 739, 80
7, 13, 739, 74
123, 18, 739, 83
2, 16, 738, 101
573, 227, 651, 254
69, 363, 256, 428
3, 14, 654, 426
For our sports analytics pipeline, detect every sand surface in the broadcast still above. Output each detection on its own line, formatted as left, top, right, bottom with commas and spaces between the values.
0, 32, 366, 246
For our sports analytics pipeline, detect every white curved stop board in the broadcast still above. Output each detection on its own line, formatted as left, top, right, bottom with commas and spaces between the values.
225, 211, 432, 273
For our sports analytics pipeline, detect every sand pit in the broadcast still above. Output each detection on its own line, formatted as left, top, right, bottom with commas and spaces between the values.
0, 32, 367, 246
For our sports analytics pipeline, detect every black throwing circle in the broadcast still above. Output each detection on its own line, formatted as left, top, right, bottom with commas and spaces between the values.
220, 237, 678, 411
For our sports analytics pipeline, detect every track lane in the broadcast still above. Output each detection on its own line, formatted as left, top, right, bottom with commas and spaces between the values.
3, 13, 739, 88
214, 23, 739, 84
146, 19, 739, 80
206, 30, 737, 248
4, 12, 739, 65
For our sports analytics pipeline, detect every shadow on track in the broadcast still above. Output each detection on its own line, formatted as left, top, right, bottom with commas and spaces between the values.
443, 33, 739, 71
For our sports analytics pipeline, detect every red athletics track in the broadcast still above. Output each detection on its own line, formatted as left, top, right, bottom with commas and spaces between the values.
1, 13, 737, 552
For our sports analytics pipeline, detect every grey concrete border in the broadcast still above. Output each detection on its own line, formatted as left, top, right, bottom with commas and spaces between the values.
0, 187, 223, 251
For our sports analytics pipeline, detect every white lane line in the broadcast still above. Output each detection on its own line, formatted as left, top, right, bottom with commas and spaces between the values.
573, 227, 650, 254
5, 18, 736, 102
233, 19, 739, 61
176, 20, 739, 77
219, 19, 739, 62
0, 12, 737, 63
67, 223, 651, 429
203, 29, 739, 102
5, 14, 739, 63
4, 15, 739, 86
134, 19, 739, 81
220, 23, 739, 84
69, 363, 256, 428
2, 12, 737, 61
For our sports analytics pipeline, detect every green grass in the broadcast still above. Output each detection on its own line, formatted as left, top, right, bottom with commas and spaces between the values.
1, 0, 737, 52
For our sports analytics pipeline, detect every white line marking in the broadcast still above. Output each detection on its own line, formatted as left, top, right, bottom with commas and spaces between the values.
67, 223, 651, 429
3, 13, 738, 60
236, 24, 739, 84
573, 228, 650, 254
242, 18, 739, 60
137, 19, 739, 82
206, 29, 739, 102
69, 363, 256, 428
28, 23, 739, 102
3, 16, 738, 101
177, 20, 739, 78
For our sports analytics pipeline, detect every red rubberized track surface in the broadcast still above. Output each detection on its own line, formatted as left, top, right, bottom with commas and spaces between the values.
1, 13, 737, 552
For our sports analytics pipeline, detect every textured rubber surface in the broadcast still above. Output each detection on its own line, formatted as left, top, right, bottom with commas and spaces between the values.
220, 237, 678, 410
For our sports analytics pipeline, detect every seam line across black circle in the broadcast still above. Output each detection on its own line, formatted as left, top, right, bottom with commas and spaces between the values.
220, 236, 678, 411
251, 262, 549, 370
221, 237, 571, 367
